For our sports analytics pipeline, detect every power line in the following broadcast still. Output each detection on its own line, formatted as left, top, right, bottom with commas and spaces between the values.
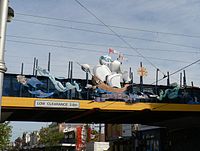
74, 0, 169, 76
74, 0, 199, 78
13, 19, 200, 50
74, 0, 200, 86
152, 58, 200, 84
14, 10, 200, 85
170, 59, 200, 77
7, 39, 104, 53
16, 12, 200, 39
6, 39, 190, 63
7, 34, 200, 54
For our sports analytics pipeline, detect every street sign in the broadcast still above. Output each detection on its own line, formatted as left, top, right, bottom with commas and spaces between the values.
35, 100, 80, 108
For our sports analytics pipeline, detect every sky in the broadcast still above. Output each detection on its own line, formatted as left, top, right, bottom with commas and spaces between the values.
5, 0, 200, 141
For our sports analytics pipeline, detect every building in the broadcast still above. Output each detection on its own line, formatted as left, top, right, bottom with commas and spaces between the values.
105, 124, 166, 151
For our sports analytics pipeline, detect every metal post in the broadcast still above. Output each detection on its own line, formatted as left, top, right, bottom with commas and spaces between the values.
180, 72, 182, 87
68, 61, 71, 79
19, 63, 24, 97
129, 67, 132, 82
183, 70, 186, 87
20, 62, 24, 75
47, 53, 51, 93
67, 61, 71, 98
140, 62, 143, 92
155, 69, 159, 86
35, 59, 38, 77
32, 57, 36, 75
155, 68, 159, 95
86, 72, 89, 99
70, 61, 73, 99
167, 71, 170, 86
47, 52, 51, 72
0, 0, 9, 122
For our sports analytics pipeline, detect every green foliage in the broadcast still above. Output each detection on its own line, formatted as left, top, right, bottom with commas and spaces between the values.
0, 122, 12, 150
39, 126, 64, 147
90, 129, 99, 142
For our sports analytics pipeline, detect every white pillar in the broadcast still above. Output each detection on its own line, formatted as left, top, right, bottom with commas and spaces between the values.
0, 0, 8, 122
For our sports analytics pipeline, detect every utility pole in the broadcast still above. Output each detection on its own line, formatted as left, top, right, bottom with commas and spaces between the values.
0, 0, 9, 122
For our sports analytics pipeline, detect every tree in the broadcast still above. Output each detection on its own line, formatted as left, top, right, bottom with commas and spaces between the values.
14, 137, 22, 150
90, 129, 99, 142
0, 122, 12, 150
38, 126, 64, 147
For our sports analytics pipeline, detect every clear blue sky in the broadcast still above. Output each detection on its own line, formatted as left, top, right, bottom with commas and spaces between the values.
7, 0, 200, 141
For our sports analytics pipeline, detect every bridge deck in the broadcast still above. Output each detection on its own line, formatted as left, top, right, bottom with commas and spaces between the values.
2, 96, 200, 111
2, 97, 200, 127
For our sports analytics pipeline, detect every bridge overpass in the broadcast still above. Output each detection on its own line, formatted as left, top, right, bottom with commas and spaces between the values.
1, 73, 200, 129
2, 96, 200, 129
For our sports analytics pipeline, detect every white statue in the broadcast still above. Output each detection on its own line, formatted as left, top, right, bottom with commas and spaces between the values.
92, 55, 130, 88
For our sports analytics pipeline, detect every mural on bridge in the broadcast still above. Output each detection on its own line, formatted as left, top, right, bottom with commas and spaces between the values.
79, 52, 158, 103
79, 49, 200, 104
36, 66, 81, 93
17, 75, 44, 88
17, 75, 54, 98
16, 67, 81, 98
14, 48, 200, 104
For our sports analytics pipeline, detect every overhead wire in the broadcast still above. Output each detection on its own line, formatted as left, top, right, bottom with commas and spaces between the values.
13, 19, 200, 50
6, 39, 191, 63
152, 58, 200, 84
72, 0, 200, 108
14, 8, 200, 85
7, 34, 200, 54
16, 12, 200, 39
74, 0, 168, 76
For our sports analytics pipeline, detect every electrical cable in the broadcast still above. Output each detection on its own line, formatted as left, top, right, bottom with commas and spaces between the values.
6, 39, 190, 63
13, 19, 200, 50
152, 58, 200, 84
73, 0, 200, 109
74, 0, 166, 76
7, 34, 200, 54
16, 12, 200, 39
